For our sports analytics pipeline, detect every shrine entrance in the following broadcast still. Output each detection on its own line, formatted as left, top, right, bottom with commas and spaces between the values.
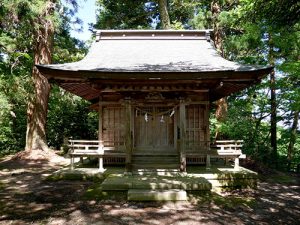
134, 105, 176, 152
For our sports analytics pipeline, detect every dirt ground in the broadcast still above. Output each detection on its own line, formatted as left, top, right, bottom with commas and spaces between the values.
0, 154, 300, 225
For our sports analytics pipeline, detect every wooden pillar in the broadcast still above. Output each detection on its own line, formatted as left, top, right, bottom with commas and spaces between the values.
125, 100, 133, 173
98, 99, 105, 172
98, 100, 103, 143
179, 100, 186, 172
205, 103, 211, 169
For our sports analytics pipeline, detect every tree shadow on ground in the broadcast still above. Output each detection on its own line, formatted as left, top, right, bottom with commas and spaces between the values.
0, 156, 300, 224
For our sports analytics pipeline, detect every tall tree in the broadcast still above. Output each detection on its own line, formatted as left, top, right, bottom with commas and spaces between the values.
211, 0, 223, 55
287, 110, 299, 162
157, 0, 171, 29
0, 0, 83, 156
268, 33, 277, 161
25, 1, 55, 152
252, 0, 300, 27
95, 0, 195, 30
210, 0, 228, 139
210, 0, 299, 163
95, 0, 153, 29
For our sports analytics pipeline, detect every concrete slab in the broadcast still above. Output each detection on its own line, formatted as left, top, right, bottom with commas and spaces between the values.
101, 174, 212, 191
132, 178, 182, 190
179, 177, 212, 190
128, 189, 187, 201
52, 165, 258, 190
133, 169, 181, 176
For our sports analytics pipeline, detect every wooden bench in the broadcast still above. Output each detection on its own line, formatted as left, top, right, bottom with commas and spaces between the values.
210, 140, 245, 169
69, 140, 106, 172
68, 140, 127, 171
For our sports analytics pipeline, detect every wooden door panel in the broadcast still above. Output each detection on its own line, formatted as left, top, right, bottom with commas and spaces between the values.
103, 106, 125, 148
134, 106, 174, 149
185, 104, 208, 152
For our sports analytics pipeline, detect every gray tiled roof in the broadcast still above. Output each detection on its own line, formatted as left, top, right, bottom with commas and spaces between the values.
39, 30, 267, 73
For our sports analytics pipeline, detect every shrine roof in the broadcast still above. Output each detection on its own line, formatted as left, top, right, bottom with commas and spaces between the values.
37, 30, 272, 79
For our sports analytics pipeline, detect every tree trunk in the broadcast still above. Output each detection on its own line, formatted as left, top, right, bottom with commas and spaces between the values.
158, 0, 171, 29
211, 1, 224, 56
270, 69, 277, 159
268, 34, 277, 162
211, 1, 227, 139
287, 110, 299, 161
25, 2, 55, 152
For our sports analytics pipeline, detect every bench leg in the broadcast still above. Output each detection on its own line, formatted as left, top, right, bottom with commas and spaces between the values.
98, 157, 105, 173
70, 157, 74, 170
234, 157, 239, 170
206, 154, 211, 169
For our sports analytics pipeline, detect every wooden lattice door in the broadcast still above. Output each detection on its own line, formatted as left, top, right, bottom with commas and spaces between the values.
134, 106, 174, 150
102, 106, 125, 150
185, 104, 209, 152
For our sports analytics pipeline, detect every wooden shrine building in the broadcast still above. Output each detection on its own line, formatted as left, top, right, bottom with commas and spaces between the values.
37, 30, 272, 173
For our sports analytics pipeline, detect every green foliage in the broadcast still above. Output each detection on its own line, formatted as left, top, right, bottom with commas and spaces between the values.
190, 10, 212, 29
191, 0, 300, 165
95, 0, 199, 29
47, 86, 98, 149
95, 0, 153, 29
0, 0, 92, 153
0, 0, 299, 166
250, 0, 300, 27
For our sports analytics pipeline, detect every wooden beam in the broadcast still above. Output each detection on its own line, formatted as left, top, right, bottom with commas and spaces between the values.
185, 101, 210, 105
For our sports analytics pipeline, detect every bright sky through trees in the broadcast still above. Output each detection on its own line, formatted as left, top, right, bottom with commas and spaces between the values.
69, 0, 97, 41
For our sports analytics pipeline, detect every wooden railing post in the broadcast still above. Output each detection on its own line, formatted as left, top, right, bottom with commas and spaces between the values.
98, 140, 105, 172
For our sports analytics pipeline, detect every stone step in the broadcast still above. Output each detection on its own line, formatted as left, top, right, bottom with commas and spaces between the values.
101, 174, 212, 191
132, 163, 179, 170
133, 152, 178, 156
131, 176, 211, 190
133, 169, 180, 176
128, 189, 187, 201
132, 157, 179, 164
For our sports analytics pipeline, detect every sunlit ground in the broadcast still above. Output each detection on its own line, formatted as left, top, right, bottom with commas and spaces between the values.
0, 156, 299, 224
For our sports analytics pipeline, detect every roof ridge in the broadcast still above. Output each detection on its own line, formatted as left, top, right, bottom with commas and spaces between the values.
94, 30, 212, 41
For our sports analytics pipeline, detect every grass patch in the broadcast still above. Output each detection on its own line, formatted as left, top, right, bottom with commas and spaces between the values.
46, 172, 106, 182
188, 191, 256, 209
267, 174, 298, 184
0, 181, 5, 191
84, 183, 127, 201
46, 166, 124, 182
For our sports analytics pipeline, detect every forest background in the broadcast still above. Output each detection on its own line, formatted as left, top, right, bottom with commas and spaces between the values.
0, 0, 299, 169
